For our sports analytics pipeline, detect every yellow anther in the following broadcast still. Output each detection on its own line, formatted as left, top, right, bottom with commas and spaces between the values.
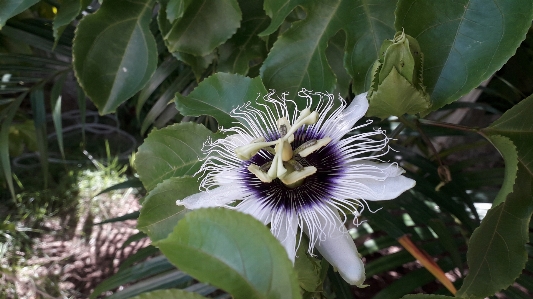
280, 166, 317, 187
298, 137, 331, 157
248, 164, 273, 183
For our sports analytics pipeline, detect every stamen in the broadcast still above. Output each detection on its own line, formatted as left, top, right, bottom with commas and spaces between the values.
294, 139, 318, 155
235, 140, 277, 160
298, 137, 332, 157
259, 161, 272, 172
280, 166, 317, 188
277, 117, 294, 142
287, 159, 304, 171
279, 124, 287, 136
248, 164, 273, 183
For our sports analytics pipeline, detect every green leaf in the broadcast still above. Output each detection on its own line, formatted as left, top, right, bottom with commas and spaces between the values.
0, 93, 24, 199
73, 0, 157, 114
483, 95, 533, 178
395, 0, 533, 111
137, 177, 198, 242
326, 31, 351, 98
174, 52, 215, 81
30, 87, 48, 188
108, 271, 194, 299
485, 136, 518, 206
456, 163, 532, 298
140, 71, 194, 135
95, 211, 140, 225
89, 256, 175, 299
260, 0, 396, 100
175, 73, 268, 129
135, 122, 222, 191
130, 289, 208, 299
327, 266, 354, 299
119, 245, 159, 271
53, 0, 90, 44
94, 177, 144, 197
456, 95, 533, 298
157, 208, 301, 299
294, 237, 321, 292
136, 56, 181, 119
166, 0, 191, 23
218, 0, 269, 75
0, 0, 39, 29
158, 0, 242, 56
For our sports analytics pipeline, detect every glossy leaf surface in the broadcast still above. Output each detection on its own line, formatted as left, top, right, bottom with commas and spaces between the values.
157, 208, 301, 299
53, 0, 90, 43
175, 73, 267, 129
137, 177, 197, 242
395, 0, 533, 110
218, 0, 269, 75
457, 96, 533, 297
0, 0, 39, 29
73, 0, 157, 114
260, 0, 396, 100
158, 0, 241, 56
135, 122, 222, 191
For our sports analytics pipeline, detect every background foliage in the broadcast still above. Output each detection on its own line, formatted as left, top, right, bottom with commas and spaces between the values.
1, 0, 533, 298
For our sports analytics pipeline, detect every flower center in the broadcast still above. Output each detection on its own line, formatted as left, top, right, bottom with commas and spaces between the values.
235, 108, 332, 188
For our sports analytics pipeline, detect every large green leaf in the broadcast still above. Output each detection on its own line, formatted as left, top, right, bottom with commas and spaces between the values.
135, 122, 223, 191
0, 0, 39, 29
52, 0, 91, 44
483, 95, 533, 177
456, 96, 533, 298
218, 0, 270, 75
260, 0, 396, 100
395, 0, 533, 111
456, 163, 532, 298
158, 0, 241, 56
175, 73, 268, 129
137, 177, 198, 242
157, 208, 301, 299
73, 0, 157, 114
130, 289, 208, 299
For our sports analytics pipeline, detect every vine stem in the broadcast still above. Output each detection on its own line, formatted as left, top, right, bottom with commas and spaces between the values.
418, 118, 479, 132
398, 116, 444, 166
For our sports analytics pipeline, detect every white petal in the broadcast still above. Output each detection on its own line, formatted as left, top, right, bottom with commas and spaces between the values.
271, 212, 298, 263
236, 199, 272, 225
350, 161, 405, 178
330, 92, 368, 140
357, 175, 416, 201
309, 208, 365, 286
177, 185, 242, 209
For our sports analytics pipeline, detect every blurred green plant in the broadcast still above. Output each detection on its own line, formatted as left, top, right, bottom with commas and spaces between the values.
1, 0, 533, 299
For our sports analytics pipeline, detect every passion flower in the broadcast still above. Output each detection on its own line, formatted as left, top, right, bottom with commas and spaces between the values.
177, 89, 415, 286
